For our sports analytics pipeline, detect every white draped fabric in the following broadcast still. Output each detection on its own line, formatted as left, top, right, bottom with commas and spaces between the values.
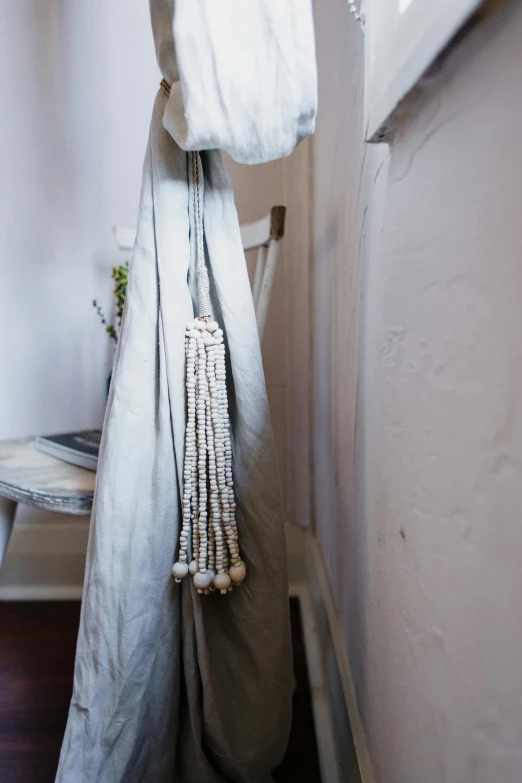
56, 2, 317, 781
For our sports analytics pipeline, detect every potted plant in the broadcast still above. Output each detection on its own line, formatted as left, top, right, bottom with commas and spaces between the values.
93, 262, 129, 397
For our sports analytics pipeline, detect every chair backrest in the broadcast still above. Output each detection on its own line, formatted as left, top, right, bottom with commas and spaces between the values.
113, 204, 286, 339
240, 205, 286, 339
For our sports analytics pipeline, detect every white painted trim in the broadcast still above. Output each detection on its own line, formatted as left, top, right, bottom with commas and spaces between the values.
289, 582, 342, 783
0, 584, 83, 601
365, 0, 484, 141
308, 538, 376, 783
288, 522, 376, 783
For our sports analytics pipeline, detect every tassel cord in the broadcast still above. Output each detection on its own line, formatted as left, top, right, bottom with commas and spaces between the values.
171, 146, 247, 594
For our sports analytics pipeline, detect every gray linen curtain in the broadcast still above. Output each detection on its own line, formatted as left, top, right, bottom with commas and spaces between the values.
55, 2, 317, 781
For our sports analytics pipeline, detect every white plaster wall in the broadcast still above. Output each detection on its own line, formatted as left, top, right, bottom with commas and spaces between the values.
313, 1, 522, 781
0, 0, 158, 439
0, 0, 159, 592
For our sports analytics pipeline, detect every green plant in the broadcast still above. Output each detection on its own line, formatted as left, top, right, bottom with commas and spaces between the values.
93, 262, 129, 342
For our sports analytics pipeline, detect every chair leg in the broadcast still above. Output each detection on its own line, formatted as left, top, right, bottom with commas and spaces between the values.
0, 497, 17, 569
256, 239, 280, 340
252, 246, 266, 310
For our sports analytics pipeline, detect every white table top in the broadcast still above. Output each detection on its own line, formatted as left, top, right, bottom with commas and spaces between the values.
0, 437, 95, 515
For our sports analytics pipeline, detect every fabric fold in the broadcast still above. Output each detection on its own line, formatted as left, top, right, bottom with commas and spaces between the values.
163, 0, 317, 164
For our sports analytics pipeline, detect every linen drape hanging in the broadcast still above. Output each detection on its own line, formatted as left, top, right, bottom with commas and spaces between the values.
56, 2, 317, 781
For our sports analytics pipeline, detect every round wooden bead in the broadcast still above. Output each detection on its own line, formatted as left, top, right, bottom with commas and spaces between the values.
188, 560, 198, 575
193, 571, 212, 589
229, 561, 246, 584
172, 561, 189, 580
214, 572, 231, 590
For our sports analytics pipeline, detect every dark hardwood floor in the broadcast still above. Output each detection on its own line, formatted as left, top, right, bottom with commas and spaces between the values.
0, 598, 320, 782
0, 602, 80, 783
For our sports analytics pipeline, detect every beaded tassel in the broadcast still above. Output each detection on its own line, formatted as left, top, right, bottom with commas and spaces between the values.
171, 152, 247, 595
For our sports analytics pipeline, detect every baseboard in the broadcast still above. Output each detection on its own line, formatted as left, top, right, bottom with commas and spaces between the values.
308, 538, 376, 783
0, 584, 83, 601
288, 527, 376, 783
289, 581, 343, 783
0, 515, 89, 601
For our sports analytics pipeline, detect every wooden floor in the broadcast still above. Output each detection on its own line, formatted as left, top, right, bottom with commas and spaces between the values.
0, 598, 320, 783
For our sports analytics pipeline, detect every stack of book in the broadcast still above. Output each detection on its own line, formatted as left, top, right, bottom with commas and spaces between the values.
35, 430, 102, 471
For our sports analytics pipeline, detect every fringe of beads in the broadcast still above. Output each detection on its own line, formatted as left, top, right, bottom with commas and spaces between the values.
171, 152, 246, 594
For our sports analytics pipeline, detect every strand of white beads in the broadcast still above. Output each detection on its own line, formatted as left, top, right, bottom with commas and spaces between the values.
215, 336, 246, 586
188, 326, 201, 581
347, 0, 365, 26
206, 338, 227, 592
172, 150, 247, 594
172, 330, 197, 583
205, 372, 216, 591
206, 331, 232, 593
194, 321, 212, 593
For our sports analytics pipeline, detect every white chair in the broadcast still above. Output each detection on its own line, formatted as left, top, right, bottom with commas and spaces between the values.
114, 204, 286, 340
0, 206, 288, 570
239, 205, 286, 339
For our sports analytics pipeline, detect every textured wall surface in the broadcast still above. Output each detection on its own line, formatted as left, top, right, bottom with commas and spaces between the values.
0, 0, 158, 591
313, 0, 522, 781
0, 0, 158, 440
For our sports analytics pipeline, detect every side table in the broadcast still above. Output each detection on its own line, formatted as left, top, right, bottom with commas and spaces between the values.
0, 438, 95, 569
